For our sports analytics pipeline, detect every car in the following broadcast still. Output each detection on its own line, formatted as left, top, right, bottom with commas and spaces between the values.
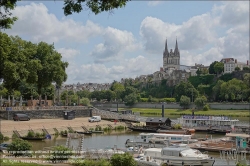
13, 113, 30, 121
0, 143, 9, 151
88, 116, 101, 122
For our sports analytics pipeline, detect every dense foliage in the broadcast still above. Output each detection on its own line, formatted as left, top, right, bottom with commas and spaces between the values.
0, 32, 68, 103
7, 138, 32, 156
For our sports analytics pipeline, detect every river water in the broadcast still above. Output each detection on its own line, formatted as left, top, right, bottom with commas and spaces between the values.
27, 130, 250, 166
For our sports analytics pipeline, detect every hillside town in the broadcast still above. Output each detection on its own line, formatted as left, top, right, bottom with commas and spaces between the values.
60, 39, 250, 92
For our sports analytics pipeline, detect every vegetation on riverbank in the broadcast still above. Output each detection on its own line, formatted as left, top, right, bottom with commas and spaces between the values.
127, 108, 250, 117
0, 159, 50, 166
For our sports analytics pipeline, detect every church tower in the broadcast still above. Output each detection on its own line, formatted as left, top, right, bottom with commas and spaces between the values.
163, 38, 180, 70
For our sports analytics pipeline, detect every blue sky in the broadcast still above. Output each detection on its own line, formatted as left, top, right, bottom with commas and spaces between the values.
5, 1, 249, 84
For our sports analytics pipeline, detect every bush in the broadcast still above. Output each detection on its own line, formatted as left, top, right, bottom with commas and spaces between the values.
72, 159, 111, 166
95, 126, 102, 131
49, 145, 73, 162
110, 153, 137, 166
140, 98, 148, 102
7, 138, 32, 157
0, 133, 3, 140
159, 98, 176, 102
80, 97, 91, 106
174, 124, 182, 129
27, 131, 35, 138
203, 104, 210, 111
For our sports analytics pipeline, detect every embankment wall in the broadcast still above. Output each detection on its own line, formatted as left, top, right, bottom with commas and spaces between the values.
0, 109, 92, 120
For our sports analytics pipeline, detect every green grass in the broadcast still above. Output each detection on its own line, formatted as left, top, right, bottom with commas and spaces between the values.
0, 159, 51, 166
121, 108, 250, 117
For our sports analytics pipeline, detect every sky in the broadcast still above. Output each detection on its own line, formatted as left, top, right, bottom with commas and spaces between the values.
4, 1, 249, 84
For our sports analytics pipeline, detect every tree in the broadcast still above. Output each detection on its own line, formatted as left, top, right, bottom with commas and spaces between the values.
174, 81, 198, 102
80, 97, 91, 106
110, 82, 125, 100
104, 90, 116, 101
124, 93, 137, 106
63, 0, 129, 16
194, 96, 207, 109
214, 62, 224, 74
7, 138, 32, 157
31, 42, 68, 99
77, 90, 90, 98
110, 152, 137, 166
208, 61, 218, 74
196, 69, 202, 76
179, 95, 190, 109
0, 0, 18, 29
235, 66, 240, 71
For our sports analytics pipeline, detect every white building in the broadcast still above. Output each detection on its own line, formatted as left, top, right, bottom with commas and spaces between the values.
224, 59, 248, 73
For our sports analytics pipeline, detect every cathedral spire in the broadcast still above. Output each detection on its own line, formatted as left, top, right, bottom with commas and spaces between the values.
174, 37, 179, 55
163, 38, 169, 57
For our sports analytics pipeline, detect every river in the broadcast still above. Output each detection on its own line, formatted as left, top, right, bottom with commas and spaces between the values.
27, 130, 250, 166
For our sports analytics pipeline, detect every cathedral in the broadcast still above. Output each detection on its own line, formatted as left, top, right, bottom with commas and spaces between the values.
163, 38, 180, 70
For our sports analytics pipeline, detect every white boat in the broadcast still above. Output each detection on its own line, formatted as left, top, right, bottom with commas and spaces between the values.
135, 144, 215, 166
125, 133, 197, 148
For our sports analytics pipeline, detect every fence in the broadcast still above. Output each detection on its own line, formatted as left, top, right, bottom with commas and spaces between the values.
0, 106, 88, 111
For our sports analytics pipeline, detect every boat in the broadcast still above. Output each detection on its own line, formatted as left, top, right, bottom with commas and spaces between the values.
157, 129, 194, 135
128, 126, 158, 132
178, 115, 239, 134
76, 131, 93, 135
125, 133, 197, 148
90, 130, 104, 133
20, 137, 46, 141
135, 144, 215, 166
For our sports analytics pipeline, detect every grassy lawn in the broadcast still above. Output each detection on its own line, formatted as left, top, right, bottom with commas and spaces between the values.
120, 108, 250, 117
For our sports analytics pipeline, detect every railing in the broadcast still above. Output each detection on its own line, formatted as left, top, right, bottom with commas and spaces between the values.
0, 106, 88, 111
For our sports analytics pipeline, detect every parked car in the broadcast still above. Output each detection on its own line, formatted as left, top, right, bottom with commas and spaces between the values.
13, 113, 30, 121
88, 116, 101, 122
0, 143, 9, 151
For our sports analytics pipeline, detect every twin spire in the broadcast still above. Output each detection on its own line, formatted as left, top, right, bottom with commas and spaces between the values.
164, 37, 179, 56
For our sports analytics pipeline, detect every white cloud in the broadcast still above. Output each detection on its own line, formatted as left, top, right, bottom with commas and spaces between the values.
147, 1, 163, 7
57, 48, 80, 60
68, 55, 159, 83
89, 27, 142, 63
6, 3, 102, 43
140, 13, 216, 54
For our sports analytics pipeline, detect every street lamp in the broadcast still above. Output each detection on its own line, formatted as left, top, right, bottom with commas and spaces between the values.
161, 102, 165, 117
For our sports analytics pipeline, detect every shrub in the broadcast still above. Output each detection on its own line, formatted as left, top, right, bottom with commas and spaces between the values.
203, 104, 210, 111
174, 124, 182, 129
7, 138, 32, 157
110, 153, 137, 166
27, 131, 35, 138
49, 145, 73, 163
140, 98, 148, 102
0, 133, 3, 140
72, 159, 111, 166
95, 126, 102, 131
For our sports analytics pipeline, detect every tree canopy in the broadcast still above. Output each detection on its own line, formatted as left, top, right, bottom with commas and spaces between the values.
0, 0, 130, 29
0, 32, 68, 98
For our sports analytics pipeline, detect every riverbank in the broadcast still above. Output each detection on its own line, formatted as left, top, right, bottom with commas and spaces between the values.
0, 118, 127, 138
123, 108, 250, 117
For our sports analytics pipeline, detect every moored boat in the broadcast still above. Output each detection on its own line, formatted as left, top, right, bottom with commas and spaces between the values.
135, 144, 215, 166
20, 137, 46, 141
125, 133, 197, 148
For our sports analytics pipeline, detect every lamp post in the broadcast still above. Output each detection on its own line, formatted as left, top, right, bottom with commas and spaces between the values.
161, 102, 165, 118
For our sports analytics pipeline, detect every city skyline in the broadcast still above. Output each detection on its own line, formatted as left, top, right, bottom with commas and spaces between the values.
5, 1, 249, 84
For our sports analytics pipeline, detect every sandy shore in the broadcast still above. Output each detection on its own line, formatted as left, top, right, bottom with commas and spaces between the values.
0, 118, 126, 137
